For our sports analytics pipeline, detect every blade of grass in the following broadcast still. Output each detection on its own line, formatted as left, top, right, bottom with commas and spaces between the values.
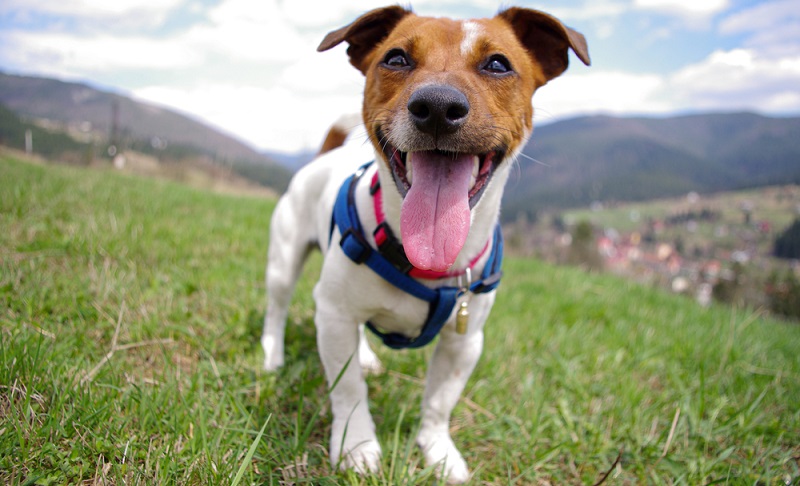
231, 415, 271, 486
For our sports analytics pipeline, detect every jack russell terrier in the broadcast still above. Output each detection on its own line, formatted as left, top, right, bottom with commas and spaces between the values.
261, 6, 589, 483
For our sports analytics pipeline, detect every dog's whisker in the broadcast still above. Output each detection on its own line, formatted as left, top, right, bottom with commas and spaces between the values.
516, 151, 551, 167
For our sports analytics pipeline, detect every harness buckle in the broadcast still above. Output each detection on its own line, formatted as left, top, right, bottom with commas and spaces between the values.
340, 228, 371, 264
470, 271, 503, 294
373, 222, 413, 273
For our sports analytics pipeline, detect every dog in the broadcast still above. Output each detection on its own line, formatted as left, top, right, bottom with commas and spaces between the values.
261, 6, 589, 483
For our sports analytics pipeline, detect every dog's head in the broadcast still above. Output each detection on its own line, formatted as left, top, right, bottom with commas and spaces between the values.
319, 6, 590, 271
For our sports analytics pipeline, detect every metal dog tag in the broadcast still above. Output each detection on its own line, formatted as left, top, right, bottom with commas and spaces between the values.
456, 267, 472, 335
456, 301, 469, 334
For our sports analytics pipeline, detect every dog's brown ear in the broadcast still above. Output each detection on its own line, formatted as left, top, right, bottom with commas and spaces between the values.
318, 6, 412, 74
498, 7, 590, 83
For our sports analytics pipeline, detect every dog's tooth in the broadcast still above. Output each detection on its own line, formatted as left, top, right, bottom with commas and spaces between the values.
470, 156, 479, 189
407, 153, 413, 184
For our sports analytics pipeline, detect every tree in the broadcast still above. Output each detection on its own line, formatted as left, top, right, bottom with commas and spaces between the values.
766, 270, 800, 321
774, 218, 800, 260
567, 220, 603, 271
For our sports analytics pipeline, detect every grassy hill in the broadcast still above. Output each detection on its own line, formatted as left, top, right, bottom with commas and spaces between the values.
1, 154, 798, 484
0, 72, 292, 191
0, 103, 94, 163
0, 72, 263, 162
504, 113, 800, 220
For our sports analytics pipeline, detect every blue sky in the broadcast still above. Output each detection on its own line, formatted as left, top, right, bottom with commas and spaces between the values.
1, 0, 799, 152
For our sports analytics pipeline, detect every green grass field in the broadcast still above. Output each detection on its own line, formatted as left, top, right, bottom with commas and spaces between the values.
2, 154, 799, 485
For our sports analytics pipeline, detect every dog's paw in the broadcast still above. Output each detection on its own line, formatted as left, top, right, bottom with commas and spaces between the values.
263, 354, 284, 372
359, 350, 384, 376
417, 432, 470, 484
331, 419, 382, 476
337, 439, 382, 475
261, 335, 284, 372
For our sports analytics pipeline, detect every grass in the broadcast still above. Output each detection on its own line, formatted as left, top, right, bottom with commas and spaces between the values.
2, 153, 799, 485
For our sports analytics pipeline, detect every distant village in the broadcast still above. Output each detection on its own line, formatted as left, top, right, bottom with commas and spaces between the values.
506, 186, 800, 318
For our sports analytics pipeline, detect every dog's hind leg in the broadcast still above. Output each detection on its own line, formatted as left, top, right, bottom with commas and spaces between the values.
262, 195, 316, 371
357, 324, 383, 375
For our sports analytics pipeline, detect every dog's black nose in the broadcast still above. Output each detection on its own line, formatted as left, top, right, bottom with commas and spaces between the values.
407, 85, 470, 136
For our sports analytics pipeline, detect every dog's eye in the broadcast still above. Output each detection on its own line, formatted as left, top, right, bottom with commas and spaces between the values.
382, 49, 412, 69
482, 55, 512, 75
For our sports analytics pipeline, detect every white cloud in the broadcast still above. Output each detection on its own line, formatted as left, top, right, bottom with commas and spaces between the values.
179, 0, 358, 64
719, 0, 799, 35
546, 1, 628, 22
0, 0, 316, 77
281, 0, 390, 28
541, 1, 628, 46
1, 30, 202, 75
668, 48, 800, 113
0, 0, 185, 28
279, 50, 364, 94
534, 45, 800, 124
183, 19, 310, 63
719, 0, 800, 58
634, 0, 729, 17
533, 71, 670, 122
0, 0, 185, 16
134, 83, 364, 151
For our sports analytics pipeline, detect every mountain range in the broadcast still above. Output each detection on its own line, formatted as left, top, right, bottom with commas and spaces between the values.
0, 71, 291, 191
504, 112, 800, 220
2, 71, 798, 218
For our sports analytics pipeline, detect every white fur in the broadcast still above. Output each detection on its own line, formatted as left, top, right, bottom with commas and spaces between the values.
261, 125, 512, 483
460, 21, 482, 56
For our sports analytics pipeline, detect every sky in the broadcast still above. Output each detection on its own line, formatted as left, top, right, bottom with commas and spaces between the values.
1, 0, 799, 154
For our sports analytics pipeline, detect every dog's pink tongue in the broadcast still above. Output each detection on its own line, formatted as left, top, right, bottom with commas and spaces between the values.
401, 152, 473, 271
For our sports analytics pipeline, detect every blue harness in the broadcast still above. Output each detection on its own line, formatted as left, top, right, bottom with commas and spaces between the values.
330, 162, 503, 349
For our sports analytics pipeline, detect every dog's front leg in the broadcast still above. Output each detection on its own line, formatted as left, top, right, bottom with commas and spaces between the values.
417, 296, 493, 484
417, 329, 482, 483
315, 300, 382, 474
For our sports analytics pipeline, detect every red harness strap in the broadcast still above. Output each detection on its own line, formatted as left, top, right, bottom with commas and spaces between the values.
370, 171, 489, 280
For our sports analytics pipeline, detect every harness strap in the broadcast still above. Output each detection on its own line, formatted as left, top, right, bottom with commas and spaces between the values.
330, 162, 503, 349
